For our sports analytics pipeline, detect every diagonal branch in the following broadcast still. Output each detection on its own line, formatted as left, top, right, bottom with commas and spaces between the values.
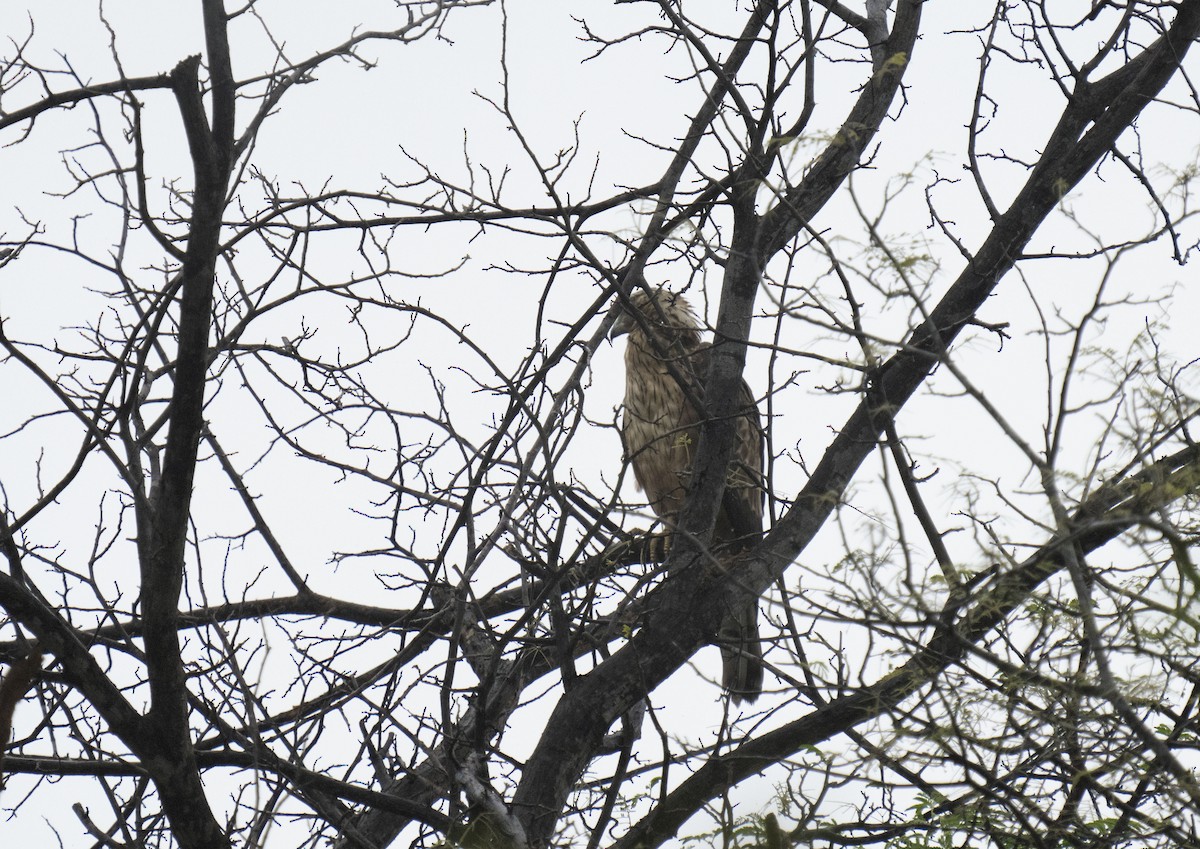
0, 74, 174, 133
613, 445, 1200, 849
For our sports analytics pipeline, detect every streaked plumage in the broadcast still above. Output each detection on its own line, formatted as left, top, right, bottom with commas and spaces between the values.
611, 288, 765, 703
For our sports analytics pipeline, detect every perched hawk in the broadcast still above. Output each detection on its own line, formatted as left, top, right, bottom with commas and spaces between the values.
610, 288, 765, 703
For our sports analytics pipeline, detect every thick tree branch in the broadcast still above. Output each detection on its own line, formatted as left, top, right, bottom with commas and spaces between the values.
0, 74, 174, 133
613, 445, 1200, 849
128, 8, 238, 846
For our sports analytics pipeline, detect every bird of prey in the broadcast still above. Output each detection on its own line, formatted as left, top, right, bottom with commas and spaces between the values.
610, 288, 765, 703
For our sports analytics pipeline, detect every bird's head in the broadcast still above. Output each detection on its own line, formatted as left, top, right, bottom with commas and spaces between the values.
608, 288, 700, 345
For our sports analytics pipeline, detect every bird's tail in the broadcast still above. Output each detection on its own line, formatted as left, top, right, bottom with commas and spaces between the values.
720, 602, 763, 704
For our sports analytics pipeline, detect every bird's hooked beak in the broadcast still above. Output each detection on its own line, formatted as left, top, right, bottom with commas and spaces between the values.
607, 304, 634, 342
